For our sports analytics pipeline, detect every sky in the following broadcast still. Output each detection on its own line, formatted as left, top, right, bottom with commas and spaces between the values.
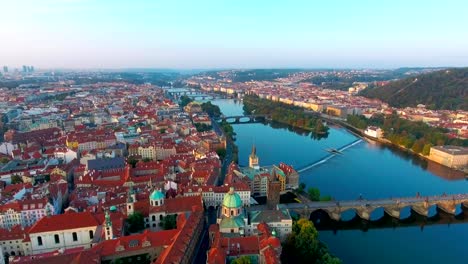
1, 0, 468, 69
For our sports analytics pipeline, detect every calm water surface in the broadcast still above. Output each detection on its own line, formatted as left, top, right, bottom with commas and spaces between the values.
212, 98, 468, 264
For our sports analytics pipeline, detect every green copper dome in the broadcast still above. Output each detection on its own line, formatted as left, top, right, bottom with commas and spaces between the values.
150, 190, 164, 200
109, 205, 117, 212
222, 187, 242, 208
272, 229, 277, 237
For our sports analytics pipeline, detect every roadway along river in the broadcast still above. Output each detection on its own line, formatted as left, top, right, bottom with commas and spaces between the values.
211, 98, 468, 264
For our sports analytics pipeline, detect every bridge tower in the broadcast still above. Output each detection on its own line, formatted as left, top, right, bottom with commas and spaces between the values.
249, 144, 260, 169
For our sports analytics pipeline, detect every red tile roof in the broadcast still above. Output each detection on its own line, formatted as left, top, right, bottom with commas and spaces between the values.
28, 212, 99, 234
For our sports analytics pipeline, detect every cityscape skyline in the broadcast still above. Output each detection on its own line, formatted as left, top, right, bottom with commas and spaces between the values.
2, 0, 468, 69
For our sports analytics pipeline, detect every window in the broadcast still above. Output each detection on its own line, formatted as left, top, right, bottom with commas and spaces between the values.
159, 215, 163, 220
37, 236, 43, 246
231, 210, 234, 216
54, 234, 60, 244
89, 230, 94, 239
72, 232, 78, 242
152, 215, 156, 221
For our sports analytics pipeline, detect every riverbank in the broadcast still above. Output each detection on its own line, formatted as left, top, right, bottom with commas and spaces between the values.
318, 114, 467, 176
209, 98, 468, 264
242, 94, 330, 137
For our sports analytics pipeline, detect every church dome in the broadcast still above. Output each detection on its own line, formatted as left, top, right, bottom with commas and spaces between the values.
222, 187, 242, 208
150, 190, 164, 200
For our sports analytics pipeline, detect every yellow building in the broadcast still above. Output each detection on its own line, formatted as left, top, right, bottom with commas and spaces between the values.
429, 145, 468, 169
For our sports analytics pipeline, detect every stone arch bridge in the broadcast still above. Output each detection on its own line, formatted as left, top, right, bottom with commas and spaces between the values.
215, 115, 270, 124
285, 194, 468, 221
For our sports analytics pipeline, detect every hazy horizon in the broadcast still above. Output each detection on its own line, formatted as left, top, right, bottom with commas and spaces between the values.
2, 0, 468, 69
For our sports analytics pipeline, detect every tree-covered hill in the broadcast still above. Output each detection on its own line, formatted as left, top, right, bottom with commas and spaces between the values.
360, 68, 468, 110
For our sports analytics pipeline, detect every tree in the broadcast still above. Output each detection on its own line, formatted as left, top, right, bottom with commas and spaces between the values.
0, 157, 9, 164
297, 182, 306, 194
216, 148, 227, 159
308, 187, 320, 201
179, 95, 193, 107
315, 119, 329, 135
127, 156, 139, 168
142, 158, 152, 163
281, 218, 341, 264
231, 256, 252, 264
201, 101, 222, 118
194, 123, 212, 132
422, 143, 433, 156
411, 139, 425, 153
127, 212, 145, 233
11, 175, 23, 184
159, 214, 177, 230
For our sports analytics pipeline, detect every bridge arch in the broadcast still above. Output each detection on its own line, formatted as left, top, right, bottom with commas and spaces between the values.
369, 207, 385, 221
310, 209, 333, 224
225, 117, 237, 123
238, 116, 251, 123
399, 205, 412, 220
436, 202, 464, 216
340, 208, 358, 221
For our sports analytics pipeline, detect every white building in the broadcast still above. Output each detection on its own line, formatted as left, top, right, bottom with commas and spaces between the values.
364, 126, 384, 139
183, 185, 251, 208
0, 199, 55, 229
28, 212, 99, 255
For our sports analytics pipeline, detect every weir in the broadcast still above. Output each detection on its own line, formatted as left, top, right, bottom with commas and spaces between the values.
297, 138, 363, 173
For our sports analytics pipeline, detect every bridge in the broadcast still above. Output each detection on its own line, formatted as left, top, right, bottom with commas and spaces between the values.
285, 194, 468, 221
165, 89, 226, 100
215, 115, 270, 124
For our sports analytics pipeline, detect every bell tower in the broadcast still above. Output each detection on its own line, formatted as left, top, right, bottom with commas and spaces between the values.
249, 144, 259, 169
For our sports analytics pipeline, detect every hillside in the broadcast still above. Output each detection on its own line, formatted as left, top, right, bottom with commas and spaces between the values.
360, 68, 468, 110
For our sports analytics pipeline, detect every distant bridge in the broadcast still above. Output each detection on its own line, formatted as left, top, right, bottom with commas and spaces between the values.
165, 89, 225, 100
215, 115, 270, 124
285, 194, 468, 221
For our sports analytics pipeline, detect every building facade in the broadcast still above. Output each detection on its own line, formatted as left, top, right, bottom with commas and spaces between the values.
429, 145, 468, 169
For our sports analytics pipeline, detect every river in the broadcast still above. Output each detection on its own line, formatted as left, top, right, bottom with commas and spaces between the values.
211, 98, 468, 264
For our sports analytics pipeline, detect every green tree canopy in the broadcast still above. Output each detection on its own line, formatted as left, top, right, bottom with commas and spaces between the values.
127, 212, 145, 233
11, 175, 23, 184
308, 187, 320, 201
179, 95, 193, 107
281, 218, 341, 264
230, 256, 252, 264
159, 214, 177, 230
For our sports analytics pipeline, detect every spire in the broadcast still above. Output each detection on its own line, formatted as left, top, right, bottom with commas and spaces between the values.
105, 210, 112, 226
127, 184, 136, 203
251, 144, 256, 156
45, 205, 52, 217
148, 175, 153, 189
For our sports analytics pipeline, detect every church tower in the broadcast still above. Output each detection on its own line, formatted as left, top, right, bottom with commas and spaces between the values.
126, 185, 136, 216
104, 210, 113, 240
249, 144, 259, 169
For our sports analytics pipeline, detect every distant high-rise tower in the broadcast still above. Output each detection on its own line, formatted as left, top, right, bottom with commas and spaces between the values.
249, 144, 259, 169
22, 65, 27, 73
3, 66, 8, 73
29, 66, 34, 72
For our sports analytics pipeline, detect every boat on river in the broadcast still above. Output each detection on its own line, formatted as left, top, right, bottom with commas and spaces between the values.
325, 148, 343, 154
